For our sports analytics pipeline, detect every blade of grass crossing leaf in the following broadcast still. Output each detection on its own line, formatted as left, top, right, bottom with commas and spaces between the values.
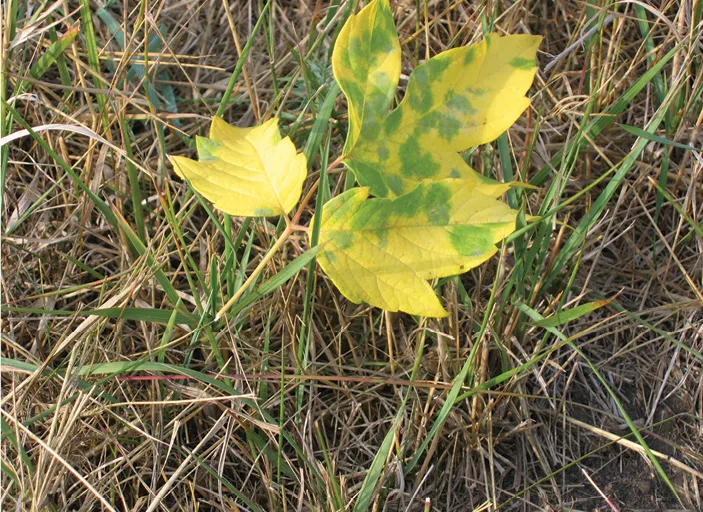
302, 83, 339, 165
515, 302, 681, 503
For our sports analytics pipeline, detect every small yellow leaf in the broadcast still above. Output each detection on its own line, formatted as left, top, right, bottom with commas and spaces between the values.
168, 117, 307, 217
315, 180, 516, 317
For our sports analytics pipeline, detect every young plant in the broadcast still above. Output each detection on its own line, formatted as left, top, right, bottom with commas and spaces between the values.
168, 0, 541, 319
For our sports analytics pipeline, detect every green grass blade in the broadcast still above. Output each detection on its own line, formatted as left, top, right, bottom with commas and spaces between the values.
618, 123, 699, 152
529, 44, 680, 188
28, 25, 79, 80
227, 246, 323, 318
353, 407, 403, 511
531, 299, 611, 328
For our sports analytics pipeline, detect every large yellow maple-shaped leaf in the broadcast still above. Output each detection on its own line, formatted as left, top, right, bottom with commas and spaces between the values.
316, 180, 517, 317
168, 117, 307, 217
332, 0, 541, 198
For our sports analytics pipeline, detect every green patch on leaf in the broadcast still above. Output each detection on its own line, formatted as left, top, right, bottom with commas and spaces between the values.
509, 56, 536, 69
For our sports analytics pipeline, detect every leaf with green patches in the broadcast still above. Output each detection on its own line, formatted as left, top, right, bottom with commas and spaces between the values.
333, 0, 541, 197
168, 117, 307, 217
315, 180, 517, 317
332, 0, 400, 153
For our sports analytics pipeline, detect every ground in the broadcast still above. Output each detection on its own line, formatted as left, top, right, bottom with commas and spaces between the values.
1, 0, 702, 511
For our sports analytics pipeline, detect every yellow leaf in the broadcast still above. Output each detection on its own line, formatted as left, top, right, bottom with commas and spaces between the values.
333, 0, 541, 198
315, 180, 516, 317
332, 0, 400, 153
168, 117, 307, 217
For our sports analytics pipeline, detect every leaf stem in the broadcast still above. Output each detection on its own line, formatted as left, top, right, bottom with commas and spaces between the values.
291, 154, 344, 225
216, 154, 343, 321
215, 223, 294, 321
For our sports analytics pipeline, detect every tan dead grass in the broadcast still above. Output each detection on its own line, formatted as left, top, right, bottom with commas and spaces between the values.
2, 0, 702, 510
